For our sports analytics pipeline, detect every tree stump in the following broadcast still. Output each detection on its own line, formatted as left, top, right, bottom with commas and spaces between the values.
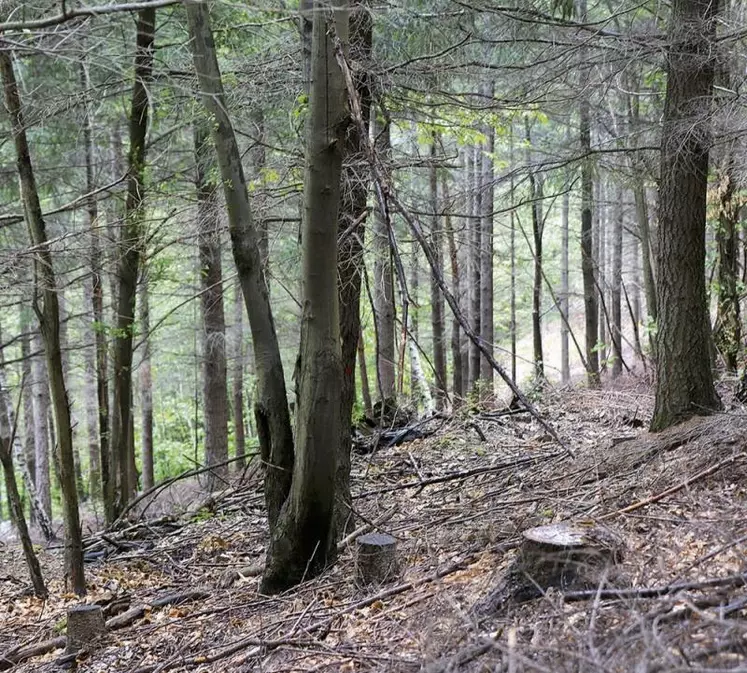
474, 521, 625, 615
66, 605, 106, 654
355, 532, 399, 586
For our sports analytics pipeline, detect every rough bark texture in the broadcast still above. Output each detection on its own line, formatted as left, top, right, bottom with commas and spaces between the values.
31, 332, 51, 519
372, 117, 396, 404
139, 269, 154, 491
468, 145, 482, 392
651, 0, 721, 431
335, 1, 372, 536
1, 50, 85, 595
111, 6, 156, 516
429, 134, 447, 407
194, 122, 229, 490
261, 0, 347, 593
186, 0, 294, 528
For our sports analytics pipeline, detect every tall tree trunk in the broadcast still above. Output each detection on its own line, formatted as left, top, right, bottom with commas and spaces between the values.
579, 0, 599, 386
372, 116, 396, 404
261, 0, 347, 593
194, 121, 229, 490
526, 120, 544, 382
111, 6, 156, 516
442, 177, 463, 399
560, 187, 570, 384
19, 310, 36, 496
611, 185, 624, 378
31, 332, 51, 520
357, 334, 373, 415
509, 127, 517, 383
139, 269, 155, 491
429, 133, 447, 407
1, 50, 86, 595
335, 1, 372, 536
231, 281, 246, 467
479, 109, 495, 391
186, 0, 294, 529
468, 145, 482, 391
58, 293, 83, 497
651, 0, 721, 431
80, 56, 104, 502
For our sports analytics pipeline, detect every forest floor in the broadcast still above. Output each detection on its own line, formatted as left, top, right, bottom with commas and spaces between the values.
3, 378, 747, 672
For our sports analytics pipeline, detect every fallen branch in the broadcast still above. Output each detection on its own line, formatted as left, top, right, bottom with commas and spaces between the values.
563, 571, 747, 603
600, 453, 744, 520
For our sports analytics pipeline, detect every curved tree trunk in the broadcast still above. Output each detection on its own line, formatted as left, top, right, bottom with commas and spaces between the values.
651, 0, 721, 431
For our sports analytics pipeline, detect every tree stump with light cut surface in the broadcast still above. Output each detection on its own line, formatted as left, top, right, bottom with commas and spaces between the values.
355, 532, 399, 586
474, 521, 626, 615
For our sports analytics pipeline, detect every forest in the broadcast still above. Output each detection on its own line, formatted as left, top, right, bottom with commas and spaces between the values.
1, 0, 747, 671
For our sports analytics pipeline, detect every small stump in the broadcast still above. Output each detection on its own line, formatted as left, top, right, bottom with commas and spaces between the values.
475, 521, 625, 614
66, 605, 106, 654
355, 532, 399, 586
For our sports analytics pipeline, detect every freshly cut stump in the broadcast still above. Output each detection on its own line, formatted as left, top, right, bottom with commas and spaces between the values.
475, 521, 625, 615
355, 532, 399, 586
66, 605, 106, 653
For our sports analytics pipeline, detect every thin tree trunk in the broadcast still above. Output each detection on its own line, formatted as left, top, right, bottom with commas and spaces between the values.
560, 187, 570, 384
20, 311, 36, 495
525, 119, 544, 382
429, 133, 447, 407
261, 0, 347, 593
139, 269, 155, 491
441, 177, 463, 399
194, 121, 229, 490
611, 184, 624, 377
372, 116, 396, 403
1, 50, 86, 594
509, 127, 517, 383
468, 144, 482, 391
111, 6, 156, 516
597, 182, 608, 370
31, 332, 51, 520
357, 333, 373, 415
186, 0, 294, 529
231, 280, 246, 467
479, 106, 495, 391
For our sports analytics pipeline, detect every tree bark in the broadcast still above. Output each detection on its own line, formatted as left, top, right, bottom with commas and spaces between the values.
611, 185, 624, 378
479, 110, 495, 391
651, 0, 721, 431
525, 120, 544, 382
560, 186, 570, 384
194, 121, 229, 490
1, 49, 86, 595
261, 0, 347, 593
357, 333, 373, 415
468, 145, 482, 391
231, 280, 246, 467
372, 116, 396, 404
335, 1, 372, 536
441, 177, 463, 400
111, 6, 156, 516
139, 268, 155, 491
186, 0, 294, 529
31, 332, 51, 520
429, 133, 447, 407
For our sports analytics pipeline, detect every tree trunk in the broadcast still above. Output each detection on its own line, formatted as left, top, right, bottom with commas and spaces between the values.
560, 186, 570, 384
468, 145, 482, 391
111, 6, 156, 516
261, 0, 347, 593
611, 185, 624, 378
231, 280, 246, 467
194, 121, 229, 490
1, 50, 86, 595
429, 133, 447, 407
442, 177, 463, 400
186, 0, 294, 529
19, 310, 36, 496
651, 0, 721, 431
509, 128, 517, 383
357, 334, 373, 415
139, 269, 155, 491
526, 120, 544, 382
335, 1, 372, 536
596, 183, 608, 370
479, 110, 495, 391
31, 332, 51, 520
372, 116, 396, 404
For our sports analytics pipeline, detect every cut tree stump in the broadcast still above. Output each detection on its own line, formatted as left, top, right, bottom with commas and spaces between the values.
355, 532, 399, 585
66, 604, 106, 653
474, 521, 625, 615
